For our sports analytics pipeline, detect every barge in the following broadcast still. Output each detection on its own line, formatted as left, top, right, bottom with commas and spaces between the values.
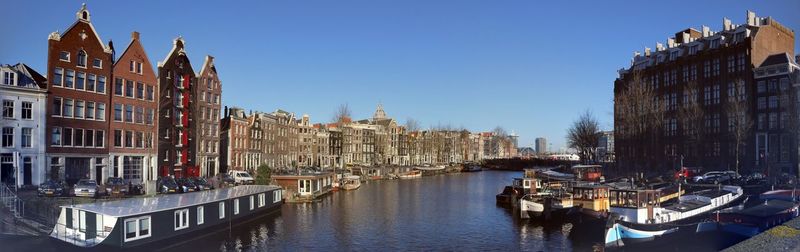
50, 185, 283, 248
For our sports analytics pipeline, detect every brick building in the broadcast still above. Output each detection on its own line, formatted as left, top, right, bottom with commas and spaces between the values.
196, 56, 222, 177
46, 5, 112, 185
156, 37, 199, 178
614, 11, 796, 173
110, 31, 158, 184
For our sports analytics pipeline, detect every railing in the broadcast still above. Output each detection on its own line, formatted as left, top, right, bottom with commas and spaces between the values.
0, 183, 24, 218
51, 222, 103, 248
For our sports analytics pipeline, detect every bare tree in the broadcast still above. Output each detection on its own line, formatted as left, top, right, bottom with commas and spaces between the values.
404, 118, 420, 132
678, 80, 705, 162
332, 103, 351, 125
567, 110, 602, 163
615, 70, 666, 171
726, 79, 752, 175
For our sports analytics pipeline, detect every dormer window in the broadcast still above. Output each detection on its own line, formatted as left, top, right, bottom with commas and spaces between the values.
735, 32, 745, 42
77, 50, 87, 67
59, 51, 70, 62
670, 50, 680, 61
689, 45, 699, 55
710, 38, 720, 49
93, 58, 102, 69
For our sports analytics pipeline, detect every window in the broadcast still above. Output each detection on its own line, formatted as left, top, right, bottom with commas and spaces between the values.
63, 99, 73, 117
51, 127, 62, 146
136, 62, 142, 74
77, 50, 87, 67
136, 82, 144, 99
95, 130, 104, 147
21, 102, 31, 119
59, 51, 70, 62
21, 128, 32, 148
737, 53, 746, 72
144, 132, 153, 148
712, 59, 720, 76
146, 85, 154, 101
65, 69, 74, 88
75, 100, 84, 118
125, 130, 133, 148
2, 100, 13, 118
174, 209, 189, 230
135, 107, 143, 124
114, 103, 123, 121
713, 84, 720, 104
250, 195, 255, 210
2, 127, 13, 147
97, 76, 106, 94
85, 102, 95, 120
97, 103, 105, 121
126, 80, 134, 97
125, 105, 133, 123
76, 72, 85, 90
219, 202, 225, 219
129, 60, 135, 72
92, 58, 102, 69
115, 78, 123, 96
757, 81, 766, 93
197, 206, 204, 225
114, 130, 122, 147
273, 190, 282, 203
124, 216, 151, 242
74, 129, 83, 147
689, 45, 699, 55
135, 131, 143, 148
234, 199, 240, 215
146, 109, 154, 125
710, 39, 720, 49
53, 68, 63, 86
85, 129, 94, 147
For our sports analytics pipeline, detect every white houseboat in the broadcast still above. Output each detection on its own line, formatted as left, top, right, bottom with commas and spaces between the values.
50, 185, 283, 248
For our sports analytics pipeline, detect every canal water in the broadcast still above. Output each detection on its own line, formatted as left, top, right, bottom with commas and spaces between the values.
5, 170, 747, 251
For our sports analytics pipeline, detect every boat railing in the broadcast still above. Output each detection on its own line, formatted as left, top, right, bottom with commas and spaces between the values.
0, 183, 24, 218
51, 222, 101, 247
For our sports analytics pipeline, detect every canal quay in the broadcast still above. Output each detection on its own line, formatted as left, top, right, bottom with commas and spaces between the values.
3, 169, 772, 252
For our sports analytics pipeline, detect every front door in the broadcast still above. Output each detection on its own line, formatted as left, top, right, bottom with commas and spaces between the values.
0, 154, 13, 185
23, 157, 32, 185
647, 205, 654, 223
65, 158, 90, 185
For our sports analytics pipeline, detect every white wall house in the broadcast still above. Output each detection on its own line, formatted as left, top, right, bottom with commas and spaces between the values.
0, 63, 48, 187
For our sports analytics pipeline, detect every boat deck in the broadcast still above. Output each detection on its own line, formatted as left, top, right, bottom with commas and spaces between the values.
720, 200, 798, 217
694, 189, 730, 198
65, 185, 281, 217
664, 199, 710, 212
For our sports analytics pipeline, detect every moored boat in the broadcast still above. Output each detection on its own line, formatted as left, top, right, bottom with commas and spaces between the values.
496, 169, 541, 206
341, 176, 362, 190
572, 185, 610, 220
696, 199, 800, 237
760, 189, 800, 202
50, 185, 283, 248
398, 170, 422, 179
519, 186, 577, 220
604, 185, 744, 247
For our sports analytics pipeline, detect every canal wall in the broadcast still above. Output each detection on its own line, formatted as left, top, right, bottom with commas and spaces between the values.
722, 215, 800, 252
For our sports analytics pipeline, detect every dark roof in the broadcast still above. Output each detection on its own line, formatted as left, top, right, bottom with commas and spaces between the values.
759, 53, 792, 67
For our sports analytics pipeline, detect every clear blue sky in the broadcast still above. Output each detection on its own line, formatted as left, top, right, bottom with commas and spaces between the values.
1, 1, 798, 150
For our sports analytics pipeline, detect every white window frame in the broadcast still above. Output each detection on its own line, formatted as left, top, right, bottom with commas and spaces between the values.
258, 193, 265, 207
123, 216, 151, 242
273, 190, 282, 203
219, 202, 225, 219
174, 209, 189, 231
250, 195, 255, 210
197, 206, 204, 225
233, 199, 240, 215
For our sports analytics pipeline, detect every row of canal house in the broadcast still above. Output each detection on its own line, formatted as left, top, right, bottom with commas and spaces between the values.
0, 4, 223, 188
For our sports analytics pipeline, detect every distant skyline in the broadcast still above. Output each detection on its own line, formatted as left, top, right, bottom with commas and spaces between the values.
1, 0, 798, 150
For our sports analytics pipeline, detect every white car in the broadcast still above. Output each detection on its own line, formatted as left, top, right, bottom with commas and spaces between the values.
228, 170, 255, 185
693, 171, 737, 184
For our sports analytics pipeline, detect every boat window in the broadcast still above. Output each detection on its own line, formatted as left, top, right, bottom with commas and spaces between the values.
259, 193, 265, 207
219, 202, 225, 219
174, 209, 189, 230
250, 196, 255, 210
124, 216, 151, 242
197, 206, 204, 225
79, 210, 87, 232
273, 190, 282, 203
234, 199, 240, 215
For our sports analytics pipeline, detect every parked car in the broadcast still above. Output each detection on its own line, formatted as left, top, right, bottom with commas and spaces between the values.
692, 171, 737, 184
157, 176, 179, 194
228, 170, 255, 185
743, 171, 767, 185
73, 179, 99, 198
175, 177, 197, 193
105, 177, 129, 196
674, 167, 702, 181
190, 177, 213, 191
214, 173, 236, 188
38, 180, 67, 197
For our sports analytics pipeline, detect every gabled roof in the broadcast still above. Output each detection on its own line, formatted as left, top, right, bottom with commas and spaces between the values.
1, 63, 47, 89
158, 37, 194, 74
198, 55, 217, 77
759, 53, 792, 67
51, 4, 111, 54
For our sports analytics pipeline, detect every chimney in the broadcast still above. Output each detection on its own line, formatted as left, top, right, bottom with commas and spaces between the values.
667, 38, 675, 48
645, 47, 651, 56
224, 106, 228, 117
656, 42, 664, 51
682, 32, 690, 44
746, 10, 756, 26
723, 18, 732, 31
702, 26, 710, 37
131, 31, 140, 40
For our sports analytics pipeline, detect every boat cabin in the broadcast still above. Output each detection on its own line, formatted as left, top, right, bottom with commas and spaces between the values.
573, 185, 610, 214
512, 177, 541, 195
272, 171, 335, 202
50, 185, 282, 248
572, 165, 603, 182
